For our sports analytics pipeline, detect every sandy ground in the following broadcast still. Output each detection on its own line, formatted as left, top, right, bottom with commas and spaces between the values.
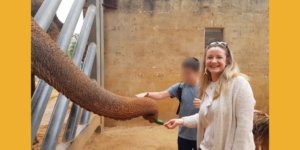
83, 125, 178, 150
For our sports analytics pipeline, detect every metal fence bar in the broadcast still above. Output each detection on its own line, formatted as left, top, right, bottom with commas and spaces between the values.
80, 0, 104, 125
31, 80, 43, 105
79, 109, 90, 125
63, 104, 82, 142
63, 43, 96, 142
95, 0, 101, 84
31, 0, 86, 144
72, 5, 96, 66
99, 0, 105, 87
57, 0, 86, 51
41, 6, 96, 150
34, 0, 62, 31
31, 0, 62, 119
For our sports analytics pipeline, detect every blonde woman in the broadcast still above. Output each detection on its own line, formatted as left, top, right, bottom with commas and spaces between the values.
164, 41, 256, 150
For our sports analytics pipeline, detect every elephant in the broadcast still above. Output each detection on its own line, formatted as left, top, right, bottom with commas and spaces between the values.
31, 17, 159, 121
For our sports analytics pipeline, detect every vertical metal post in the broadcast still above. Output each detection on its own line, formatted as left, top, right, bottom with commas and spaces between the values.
99, 0, 105, 126
31, 0, 86, 144
34, 0, 62, 31
63, 43, 96, 142
100, 0, 104, 87
41, 6, 96, 150
95, 0, 102, 85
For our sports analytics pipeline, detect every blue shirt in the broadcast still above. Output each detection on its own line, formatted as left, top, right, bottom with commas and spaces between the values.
167, 82, 199, 141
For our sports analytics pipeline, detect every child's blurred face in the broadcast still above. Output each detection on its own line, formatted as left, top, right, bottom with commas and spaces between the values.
181, 67, 199, 85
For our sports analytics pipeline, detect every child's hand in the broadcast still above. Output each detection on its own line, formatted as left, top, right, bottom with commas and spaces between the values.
193, 98, 202, 108
135, 92, 149, 98
164, 119, 183, 129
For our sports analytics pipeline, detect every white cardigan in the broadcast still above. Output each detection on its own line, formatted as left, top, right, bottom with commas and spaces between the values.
182, 76, 256, 150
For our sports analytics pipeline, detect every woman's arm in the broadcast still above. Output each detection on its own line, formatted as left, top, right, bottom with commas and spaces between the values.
136, 91, 171, 100
182, 113, 199, 128
232, 77, 256, 150
164, 113, 199, 129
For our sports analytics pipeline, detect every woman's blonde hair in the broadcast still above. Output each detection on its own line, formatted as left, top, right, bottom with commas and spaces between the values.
199, 41, 248, 99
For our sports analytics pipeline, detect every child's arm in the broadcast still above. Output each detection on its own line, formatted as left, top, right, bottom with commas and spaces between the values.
136, 91, 171, 100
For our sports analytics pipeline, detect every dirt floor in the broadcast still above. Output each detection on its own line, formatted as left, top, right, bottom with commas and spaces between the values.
83, 125, 178, 150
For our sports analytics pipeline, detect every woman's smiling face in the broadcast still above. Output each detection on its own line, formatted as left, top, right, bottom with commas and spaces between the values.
205, 47, 227, 76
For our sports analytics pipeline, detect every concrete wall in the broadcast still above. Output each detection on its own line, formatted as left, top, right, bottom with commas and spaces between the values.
102, 0, 269, 126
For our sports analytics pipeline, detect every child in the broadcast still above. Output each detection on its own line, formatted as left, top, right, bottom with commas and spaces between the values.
136, 57, 201, 150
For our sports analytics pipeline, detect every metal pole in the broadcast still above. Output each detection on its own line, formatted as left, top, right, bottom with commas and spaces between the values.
79, 43, 97, 125
34, 0, 62, 31
31, 0, 62, 109
57, 0, 86, 51
64, 43, 96, 142
100, 0, 104, 87
31, 0, 86, 144
41, 6, 96, 150
79, 0, 102, 126
95, 0, 101, 85
79, 110, 90, 125
31, 80, 43, 105
72, 5, 96, 66
99, 0, 105, 127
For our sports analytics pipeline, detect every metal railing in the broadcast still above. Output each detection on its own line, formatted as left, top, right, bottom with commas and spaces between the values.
31, 0, 102, 149
63, 43, 96, 142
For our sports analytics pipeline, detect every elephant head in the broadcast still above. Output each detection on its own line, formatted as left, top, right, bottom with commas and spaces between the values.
31, 18, 159, 122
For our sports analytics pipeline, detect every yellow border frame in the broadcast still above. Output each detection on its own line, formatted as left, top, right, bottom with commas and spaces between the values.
270, 0, 300, 149
0, 0, 30, 149
1, 0, 300, 149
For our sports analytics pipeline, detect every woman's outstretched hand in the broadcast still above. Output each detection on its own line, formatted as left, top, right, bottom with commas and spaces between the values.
164, 119, 184, 129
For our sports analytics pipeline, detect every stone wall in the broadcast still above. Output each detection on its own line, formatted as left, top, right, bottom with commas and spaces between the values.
101, 0, 269, 126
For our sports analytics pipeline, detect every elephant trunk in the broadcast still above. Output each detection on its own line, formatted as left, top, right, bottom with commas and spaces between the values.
31, 18, 158, 121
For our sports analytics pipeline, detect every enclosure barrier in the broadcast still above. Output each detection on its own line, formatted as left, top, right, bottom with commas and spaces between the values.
31, 0, 86, 143
42, 6, 96, 150
64, 43, 97, 142
31, 0, 103, 149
